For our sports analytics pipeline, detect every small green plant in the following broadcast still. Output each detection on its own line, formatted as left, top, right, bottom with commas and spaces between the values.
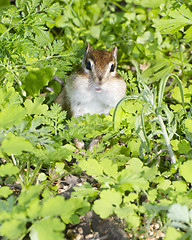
114, 61, 185, 168
0, 0, 192, 239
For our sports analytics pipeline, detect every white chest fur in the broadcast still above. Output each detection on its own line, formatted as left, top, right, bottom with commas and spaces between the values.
66, 75, 126, 117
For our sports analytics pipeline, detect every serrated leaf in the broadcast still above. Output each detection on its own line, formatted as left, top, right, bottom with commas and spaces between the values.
178, 139, 191, 154
24, 67, 57, 96
180, 160, 192, 183
123, 193, 138, 203
24, 96, 48, 115
79, 158, 103, 176
0, 105, 26, 129
93, 189, 122, 218
142, 166, 158, 181
1, 133, 34, 155
128, 158, 143, 172
27, 198, 41, 219
33, 26, 51, 46
0, 186, 13, 198
0, 163, 19, 177
153, 19, 187, 34
171, 139, 179, 151
153, 5, 192, 34
168, 204, 189, 225
147, 189, 157, 202
0, 219, 26, 239
115, 205, 134, 219
157, 179, 172, 191
172, 181, 187, 193
184, 119, 192, 133
101, 189, 122, 206
164, 226, 183, 240
30, 218, 65, 240
118, 169, 149, 192
42, 195, 65, 217
90, 25, 101, 39
93, 198, 114, 218
61, 197, 89, 224
72, 182, 98, 199
172, 86, 190, 104
100, 158, 118, 177
55, 162, 65, 175
18, 185, 43, 206
185, 25, 192, 41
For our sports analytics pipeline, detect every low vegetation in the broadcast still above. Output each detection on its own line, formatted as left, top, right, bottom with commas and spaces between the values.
0, 0, 192, 239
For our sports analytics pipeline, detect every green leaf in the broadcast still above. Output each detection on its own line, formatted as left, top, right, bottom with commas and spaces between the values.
100, 158, 118, 177
93, 189, 122, 218
128, 158, 143, 172
37, 173, 47, 181
72, 182, 98, 199
185, 25, 192, 41
180, 160, 192, 183
171, 86, 189, 105
157, 179, 172, 191
0, 186, 13, 198
123, 193, 138, 203
0, 105, 26, 129
101, 189, 122, 206
164, 226, 182, 240
90, 25, 101, 39
171, 139, 179, 151
142, 166, 158, 181
0, 163, 19, 177
30, 218, 65, 240
1, 133, 34, 155
172, 181, 187, 193
18, 185, 43, 206
153, 5, 192, 34
184, 118, 192, 133
42, 196, 65, 217
79, 158, 103, 176
178, 139, 191, 154
93, 198, 114, 218
24, 96, 48, 115
24, 67, 57, 96
61, 197, 89, 224
115, 205, 140, 230
118, 169, 149, 192
168, 204, 190, 227
147, 189, 157, 202
0, 219, 26, 240
55, 162, 65, 175
26, 198, 41, 219
33, 26, 51, 46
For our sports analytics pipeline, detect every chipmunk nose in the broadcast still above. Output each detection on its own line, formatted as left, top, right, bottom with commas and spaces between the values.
98, 76, 102, 81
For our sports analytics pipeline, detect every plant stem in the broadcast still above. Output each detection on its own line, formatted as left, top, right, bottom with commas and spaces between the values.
157, 114, 176, 168
26, 162, 43, 189
11, 154, 25, 186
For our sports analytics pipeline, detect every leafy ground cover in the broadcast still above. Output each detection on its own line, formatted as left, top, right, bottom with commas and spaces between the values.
0, 0, 192, 239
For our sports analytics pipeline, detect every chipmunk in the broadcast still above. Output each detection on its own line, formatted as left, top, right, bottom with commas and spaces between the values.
55, 43, 126, 149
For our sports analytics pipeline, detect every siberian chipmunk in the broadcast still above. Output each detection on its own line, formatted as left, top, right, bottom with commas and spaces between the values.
55, 43, 126, 149
56, 43, 126, 117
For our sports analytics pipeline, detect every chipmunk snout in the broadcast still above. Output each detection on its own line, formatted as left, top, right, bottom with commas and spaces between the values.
98, 75, 102, 82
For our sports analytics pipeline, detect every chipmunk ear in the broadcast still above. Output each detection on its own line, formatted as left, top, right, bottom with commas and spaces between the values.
111, 46, 118, 62
82, 43, 93, 66
86, 43, 93, 53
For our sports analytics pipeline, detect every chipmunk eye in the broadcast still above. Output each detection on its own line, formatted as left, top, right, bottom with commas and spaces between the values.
85, 60, 92, 71
110, 63, 115, 72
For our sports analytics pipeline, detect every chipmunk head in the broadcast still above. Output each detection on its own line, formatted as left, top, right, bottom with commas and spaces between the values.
82, 43, 118, 88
